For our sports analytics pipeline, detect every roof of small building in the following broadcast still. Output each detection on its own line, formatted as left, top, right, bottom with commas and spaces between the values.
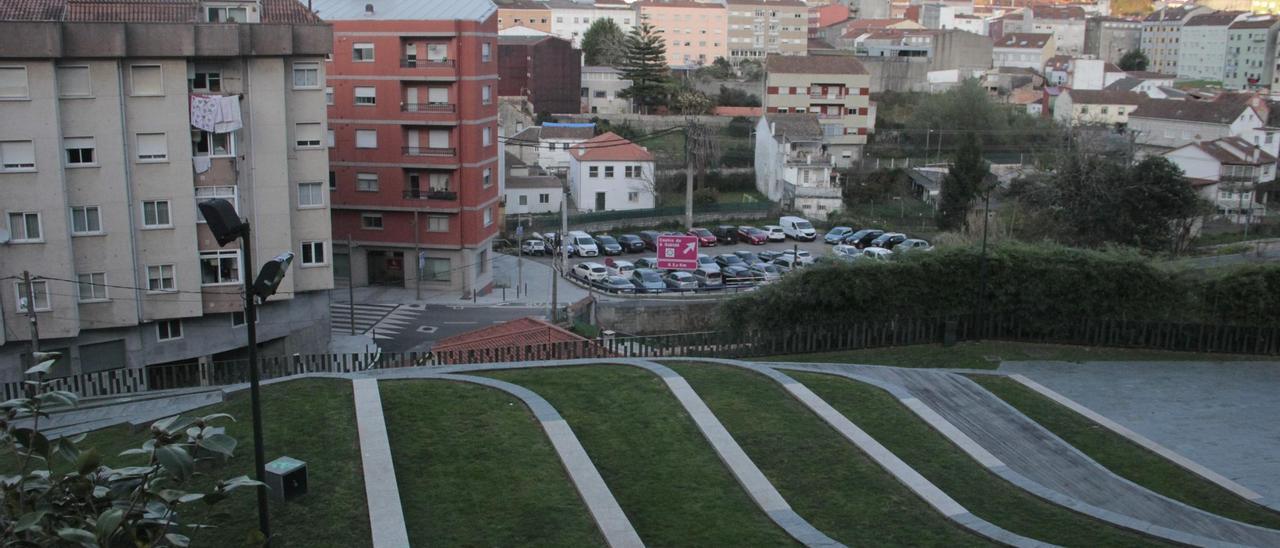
5, 0, 324, 23
1184, 11, 1245, 27
1143, 5, 1201, 22
1124, 70, 1176, 80
312, 0, 493, 22
726, 0, 806, 7
506, 174, 563, 189
499, 34, 558, 46
582, 65, 623, 74
635, 0, 726, 9
765, 54, 868, 75
1029, 5, 1085, 19
1228, 16, 1277, 30
570, 131, 655, 162
541, 124, 597, 140
765, 113, 823, 140
1179, 136, 1277, 166
510, 126, 542, 143
995, 32, 1053, 48
1130, 98, 1252, 125
1065, 89, 1146, 105
431, 317, 589, 355
713, 106, 763, 116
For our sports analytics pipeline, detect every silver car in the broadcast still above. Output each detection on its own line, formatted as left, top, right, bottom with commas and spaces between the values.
663, 271, 699, 290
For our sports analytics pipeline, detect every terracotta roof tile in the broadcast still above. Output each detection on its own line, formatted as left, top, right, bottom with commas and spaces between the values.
570, 131, 655, 162
0, 0, 65, 20
2, 0, 321, 23
1184, 11, 1244, 26
431, 317, 610, 363
1065, 89, 1146, 105
1131, 98, 1252, 125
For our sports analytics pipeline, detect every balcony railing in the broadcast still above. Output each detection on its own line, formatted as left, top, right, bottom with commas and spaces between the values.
403, 189, 458, 200
786, 153, 833, 166
816, 113, 844, 120
809, 92, 846, 99
400, 103, 456, 113
402, 146, 456, 157
400, 58, 455, 68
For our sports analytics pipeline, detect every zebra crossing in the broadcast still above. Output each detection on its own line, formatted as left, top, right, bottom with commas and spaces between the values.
330, 303, 419, 340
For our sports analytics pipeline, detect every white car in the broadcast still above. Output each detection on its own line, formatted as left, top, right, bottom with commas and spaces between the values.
605, 258, 635, 277
520, 239, 546, 256
859, 248, 894, 261
762, 225, 787, 242
896, 239, 934, 254
572, 262, 608, 282
783, 249, 814, 265
832, 244, 860, 258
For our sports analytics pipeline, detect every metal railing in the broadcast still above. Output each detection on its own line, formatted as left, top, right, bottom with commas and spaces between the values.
402, 146, 456, 157
400, 58, 455, 68
402, 189, 458, 200
400, 103, 456, 113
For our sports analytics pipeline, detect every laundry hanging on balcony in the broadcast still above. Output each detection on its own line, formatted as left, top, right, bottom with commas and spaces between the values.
190, 94, 242, 133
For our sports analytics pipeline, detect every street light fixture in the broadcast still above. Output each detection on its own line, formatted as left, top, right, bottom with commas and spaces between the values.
197, 198, 293, 545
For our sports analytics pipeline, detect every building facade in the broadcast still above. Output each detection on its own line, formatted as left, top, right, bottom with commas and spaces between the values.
636, 1, 729, 66
581, 66, 632, 114
496, 0, 553, 33
567, 132, 657, 212
1177, 11, 1246, 83
1004, 6, 1086, 56
753, 114, 839, 218
318, 0, 500, 294
0, 0, 334, 380
1085, 17, 1141, 65
498, 35, 583, 114
1140, 6, 1211, 76
1163, 137, 1273, 223
1052, 89, 1145, 126
762, 55, 874, 165
1225, 17, 1280, 90
992, 32, 1055, 69
725, 0, 810, 61
547, 0, 636, 47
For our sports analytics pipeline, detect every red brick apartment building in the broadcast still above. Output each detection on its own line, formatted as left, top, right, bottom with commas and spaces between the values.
314, 0, 500, 295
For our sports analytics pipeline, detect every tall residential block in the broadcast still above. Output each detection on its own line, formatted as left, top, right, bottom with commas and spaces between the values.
1140, 6, 1211, 76
725, 0, 810, 61
0, 0, 334, 380
315, 0, 501, 294
636, 0, 729, 67
762, 55, 873, 165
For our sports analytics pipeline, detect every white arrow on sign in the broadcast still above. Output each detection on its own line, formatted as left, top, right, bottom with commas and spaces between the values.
684, 242, 697, 254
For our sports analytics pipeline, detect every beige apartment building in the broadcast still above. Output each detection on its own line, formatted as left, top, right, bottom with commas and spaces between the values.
726, 0, 809, 61
636, 0, 729, 67
0, 0, 334, 382
762, 55, 874, 165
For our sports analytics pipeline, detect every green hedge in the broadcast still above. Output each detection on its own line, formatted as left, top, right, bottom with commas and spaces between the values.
719, 244, 1279, 333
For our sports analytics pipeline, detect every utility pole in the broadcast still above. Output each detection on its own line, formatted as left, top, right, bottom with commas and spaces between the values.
414, 211, 421, 300
21, 270, 39, 357
239, 226, 271, 544
685, 125, 694, 230
347, 234, 356, 335
976, 190, 992, 334
558, 178, 570, 321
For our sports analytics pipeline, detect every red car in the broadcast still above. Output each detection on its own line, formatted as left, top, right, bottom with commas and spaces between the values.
687, 227, 717, 247
737, 225, 768, 245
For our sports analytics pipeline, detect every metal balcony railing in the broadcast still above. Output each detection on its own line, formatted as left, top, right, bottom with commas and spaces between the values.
400, 58, 455, 68
403, 189, 458, 200
402, 147, 456, 157
400, 103, 456, 113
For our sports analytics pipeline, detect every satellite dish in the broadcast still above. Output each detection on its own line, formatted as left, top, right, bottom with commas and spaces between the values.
0, 227, 10, 245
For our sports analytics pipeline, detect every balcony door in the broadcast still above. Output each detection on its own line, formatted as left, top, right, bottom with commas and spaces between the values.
406, 130, 420, 152
405, 88, 418, 112
428, 129, 450, 149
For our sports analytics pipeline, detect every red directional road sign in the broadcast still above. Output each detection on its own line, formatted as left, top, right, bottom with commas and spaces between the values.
656, 234, 699, 270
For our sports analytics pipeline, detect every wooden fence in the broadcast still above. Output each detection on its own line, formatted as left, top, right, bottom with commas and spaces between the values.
6, 314, 1278, 400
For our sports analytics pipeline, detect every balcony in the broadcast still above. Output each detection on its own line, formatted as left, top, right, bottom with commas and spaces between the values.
402, 146, 456, 157
786, 152, 832, 166
403, 189, 458, 200
400, 58, 455, 68
400, 103, 456, 113
809, 92, 846, 99
816, 113, 844, 120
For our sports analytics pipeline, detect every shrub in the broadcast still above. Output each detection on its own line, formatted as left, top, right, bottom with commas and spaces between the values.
693, 188, 720, 205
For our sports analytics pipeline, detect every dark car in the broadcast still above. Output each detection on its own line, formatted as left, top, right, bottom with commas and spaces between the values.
593, 234, 624, 255
721, 264, 756, 284
736, 226, 768, 245
617, 234, 646, 253
638, 230, 662, 251
688, 227, 717, 247
733, 250, 764, 265
595, 275, 636, 294
869, 232, 907, 249
714, 253, 746, 269
758, 249, 783, 262
844, 229, 885, 249
712, 225, 739, 245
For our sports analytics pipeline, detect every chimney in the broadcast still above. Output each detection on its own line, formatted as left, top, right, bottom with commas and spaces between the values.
364, 3, 374, 16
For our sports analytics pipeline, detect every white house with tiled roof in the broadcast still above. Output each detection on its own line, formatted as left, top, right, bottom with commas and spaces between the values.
1163, 137, 1274, 223
567, 132, 656, 212
993, 32, 1055, 69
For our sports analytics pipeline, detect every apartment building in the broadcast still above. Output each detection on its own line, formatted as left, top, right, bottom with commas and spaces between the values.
762, 55, 874, 165
1163, 137, 1273, 223
316, 0, 500, 294
499, 35, 583, 115
1140, 6, 1212, 76
1178, 11, 1247, 83
753, 114, 839, 218
581, 66, 633, 114
0, 0, 334, 380
808, 3, 850, 38
636, 0, 729, 67
1225, 17, 1280, 90
567, 132, 657, 212
496, 0, 553, 33
1084, 17, 1141, 65
1052, 90, 1146, 127
992, 32, 1055, 69
547, 0, 636, 47
725, 0, 810, 61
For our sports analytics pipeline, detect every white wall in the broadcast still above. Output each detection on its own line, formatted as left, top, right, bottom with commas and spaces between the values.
568, 158, 656, 212
754, 117, 784, 202
505, 186, 563, 215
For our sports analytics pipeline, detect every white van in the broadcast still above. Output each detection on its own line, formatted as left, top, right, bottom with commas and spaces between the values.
779, 216, 816, 241
569, 230, 599, 257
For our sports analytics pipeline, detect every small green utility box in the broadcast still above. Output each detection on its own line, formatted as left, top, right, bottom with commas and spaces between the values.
265, 456, 308, 501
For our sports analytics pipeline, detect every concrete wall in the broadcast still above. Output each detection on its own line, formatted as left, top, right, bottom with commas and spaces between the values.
594, 298, 723, 335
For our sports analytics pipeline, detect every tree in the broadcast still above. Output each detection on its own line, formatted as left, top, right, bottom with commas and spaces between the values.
670, 87, 714, 115
936, 132, 988, 231
581, 19, 627, 67
716, 85, 760, 107
841, 168, 908, 208
1118, 49, 1149, 72
619, 23, 673, 114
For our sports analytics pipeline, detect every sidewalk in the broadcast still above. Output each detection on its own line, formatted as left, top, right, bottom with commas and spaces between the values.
339, 253, 591, 307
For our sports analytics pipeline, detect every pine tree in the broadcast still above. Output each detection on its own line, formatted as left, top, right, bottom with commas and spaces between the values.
936, 132, 988, 232
619, 22, 673, 114
581, 19, 627, 67
1118, 49, 1149, 72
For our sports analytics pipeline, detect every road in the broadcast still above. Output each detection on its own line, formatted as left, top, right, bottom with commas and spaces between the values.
332, 302, 552, 354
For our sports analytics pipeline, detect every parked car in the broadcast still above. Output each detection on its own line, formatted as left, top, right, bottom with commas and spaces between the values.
569, 230, 599, 257
692, 267, 724, 287
733, 250, 765, 265
712, 225, 739, 245
663, 271, 699, 290
541, 232, 572, 256
617, 234, 646, 253
869, 232, 907, 249
630, 269, 666, 293
749, 263, 783, 283
832, 244, 860, 258
714, 253, 746, 269
772, 255, 799, 272
638, 230, 662, 251
604, 258, 636, 278
758, 249, 783, 262
762, 225, 787, 242
572, 262, 608, 282
593, 234, 623, 255
633, 257, 661, 270
824, 226, 854, 244
844, 229, 885, 248
896, 239, 934, 253
737, 226, 768, 245
520, 239, 547, 256
688, 227, 717, 247
596, 275, 636, 294
722, 264, 756, 284
696, 254, 720, 271
782, 249, 814, 265
860, 247, 894, 261
779, 216, 817, 241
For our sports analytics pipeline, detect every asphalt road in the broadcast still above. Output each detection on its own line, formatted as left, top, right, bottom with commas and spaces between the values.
373, 304, 551, 354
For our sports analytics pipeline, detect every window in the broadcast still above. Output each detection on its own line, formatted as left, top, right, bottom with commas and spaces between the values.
77, 272, 108, 302
354, 86, 376, 105
0, 140, 35, 171
482, 85, 492, 105
8, 212, 42, 242
482, 42, 492, 62
483, 207, 493, 226
146, 265, 176, 292
593, 90, 607, 98
483, 167, 492, 188
423, 257, 450, 281
518, 194, 528, 206
231, 309, 258, 327
70, 206, 102, 235
361, 213, 384, 229
329, 170, 336, 191
295, 122, 322, 148
200, 250, 241, 285
628, 191, 639, 202
589, 166, 599, 178
298, 182, 324, 207
428, 172, 449, 191
353, 42, 375, 61
206, 5, 248, 21
194, 186, 237, 222
156, 319, 182, 341
15, 280, 50, 312
604, 165, 614, 177
189, 70, 221, 92
482, 127, 491, 146
301, 241, 326, 265
356, 173, 378, 191
325, 86, 334, 105
57, 66, 91, 97
539, 193, 550, 204
0, 66, 29, 99
625, 165, 641, 178
327, 129, 335, 148
136, 133, 168, 162
192, 130, 234, 157
292, 63, 320, 89
142, 200, 171, 228
130, 65, 162, 96
356, 129, 377, 148
427, 215, 449, 232
426, 43, 448, 61
64, 137, 96, 166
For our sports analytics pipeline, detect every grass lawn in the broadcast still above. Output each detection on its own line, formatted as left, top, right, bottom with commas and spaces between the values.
969, 376, 1280, 530
25, 379, 371, 547
663, 362, 989, 546
658, 190, 766, 208
758, 340, 1271, 370
788, 370, 1167, 547
481, 365, 797, 546
380, 380, 604, 547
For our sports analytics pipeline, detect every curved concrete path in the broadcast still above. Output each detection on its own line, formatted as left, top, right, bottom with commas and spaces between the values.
766, 360, 1280, 548
375, 359, 840, 547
